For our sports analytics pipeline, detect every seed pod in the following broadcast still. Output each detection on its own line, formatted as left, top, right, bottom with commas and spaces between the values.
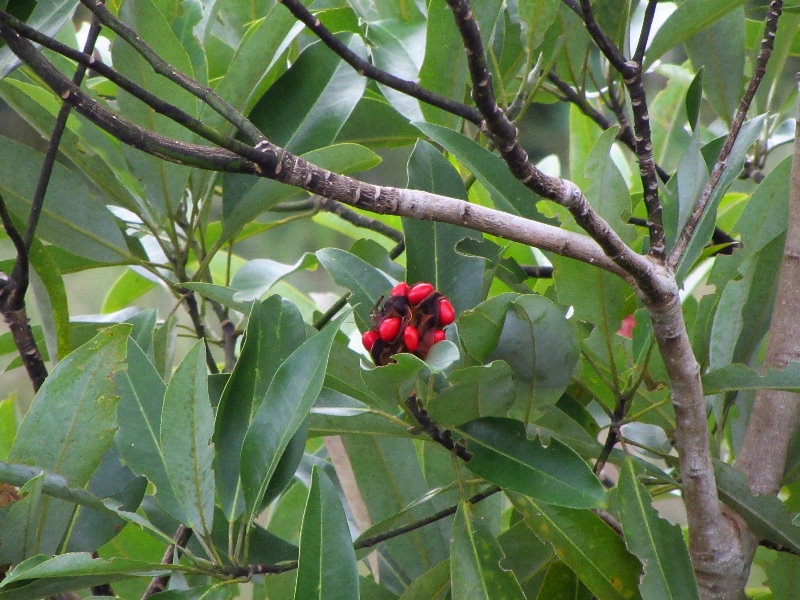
378, 317, 401, 341
438, 298, 455, 326
403, 325, 419, 352
407, 282, 434, 305
362, 329, 379, 351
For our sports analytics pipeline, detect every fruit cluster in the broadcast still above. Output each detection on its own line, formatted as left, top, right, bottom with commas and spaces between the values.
361, 282, 455, 366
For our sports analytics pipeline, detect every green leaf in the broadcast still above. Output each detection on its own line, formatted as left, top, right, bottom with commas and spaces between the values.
0, 136, 130, 263
516, 0, 560, 54
427, 361, 514, 425
458, 293, 518, 363
457, 418, 605, 508
511, 493, 643, 600
160, 341, 215, 535
583, 127, 635, 243
0, 396, 18, 460
403, 140, 485, 312
644, 0, 746, 69
7, 324, 130, 555
413, 122, 553, 223
317, 247, 394, 330
114, 0, 196, 219
231, 254, 318, 301
0, 0, 79, 78
685, 70, 704, 132
102, 269, 158, 314
240, 313, 347, 520
397, 559, 450, 600
715, 461, 800, 554
418, 1, 467, 128
683, 6, 744, 123
0, 553, 166, 600
293, 467, 360, 600
249, 35, 366, 155
617, 458, 699, 600
487, 294, 580, 411
28, 238, 70, 360
702, 363, 800, 395
0, 474, 45, 564
450, 501, 526, 600
214, 296, 306, 519
369, 21, 427, 121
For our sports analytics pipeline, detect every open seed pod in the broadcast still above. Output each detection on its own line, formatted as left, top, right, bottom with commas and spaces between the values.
361, 282, 455, 366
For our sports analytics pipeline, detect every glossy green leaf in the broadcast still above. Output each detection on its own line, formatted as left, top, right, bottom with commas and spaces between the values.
458, 293, 517, 363
427, 361, 514, 425
764, 552, 800, 600
715, 461, 800, 554
231, 254, 318, 301
511, 494, 643, 600
487, 294, 579, 411
337, 95, 420, 147
160, 341, 215, 535
293, 467, 359, 600
250, 35, 367, 155
0, 136, 129, 263
644, 0, 745, 68
102, 269, 158, 314
450, 501, 526, 600
457, 418, 605, 508
536, 561, 592, 600
215, 296, 305, 519
0, 396, 18, 460
240, 313, 346, 520
583, 127, 635, 243
685, 70, 704, 132
413, 122, 553, 222
28, 238, 70, 360
516, 0, 560, 54
369, 21, 426, 121
684, 6, 744, 123
617, 458, 699, 600
404, 140, 485, 312
418, 1, 467, 127
207, 2, 305, 123
7, 324, 130, 555
317, 247, 394, 330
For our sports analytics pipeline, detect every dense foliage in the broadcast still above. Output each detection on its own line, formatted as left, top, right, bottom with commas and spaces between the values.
0, 1, 799, 599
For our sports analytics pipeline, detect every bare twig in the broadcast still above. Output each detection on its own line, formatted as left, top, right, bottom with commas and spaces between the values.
405, 395, 473, 461
669, 0, 783, 267
277, 0, 482, 124
140, 526, 193, 599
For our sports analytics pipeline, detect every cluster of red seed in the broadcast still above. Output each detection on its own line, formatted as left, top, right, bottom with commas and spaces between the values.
361, 282, 455, 366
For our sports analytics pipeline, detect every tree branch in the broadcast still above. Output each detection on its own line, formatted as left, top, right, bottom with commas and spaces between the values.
0, 21, 627, 281
669, 0, 783, 268
140, 525, 193, 599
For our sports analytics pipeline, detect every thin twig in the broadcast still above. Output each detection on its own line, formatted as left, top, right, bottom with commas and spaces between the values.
669, 0, 783, 268
633, 0, 659, 66
76, 0, 266, 145
405, 395, 473, 461
140, 526, 193, 600
277, 0, 482, 124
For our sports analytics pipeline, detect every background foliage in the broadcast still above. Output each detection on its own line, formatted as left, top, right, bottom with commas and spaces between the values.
0, 0, 799, 599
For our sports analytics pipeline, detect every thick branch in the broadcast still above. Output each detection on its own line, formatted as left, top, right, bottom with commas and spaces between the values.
736, 76, 800, 495
0, 22, 626, 280
669, 0, 783, 267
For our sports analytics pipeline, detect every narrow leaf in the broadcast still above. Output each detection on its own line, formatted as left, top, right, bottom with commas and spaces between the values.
161, 341, 215, 535
293, 467, 360, 600
617, 458, 699, 600
450, 502, 526, 600
702, 362, 800, 395
457, 418, 606, 508
240, 313, 347, 520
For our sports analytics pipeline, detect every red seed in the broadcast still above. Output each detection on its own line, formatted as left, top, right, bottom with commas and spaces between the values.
403, 325, 419, 351
378, 317, 401, 341
362, 329, 379, 351
438, 298, 455, 325
391, 282, 409, 296
407, 282, 434, 305
433, 329, 446, 343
